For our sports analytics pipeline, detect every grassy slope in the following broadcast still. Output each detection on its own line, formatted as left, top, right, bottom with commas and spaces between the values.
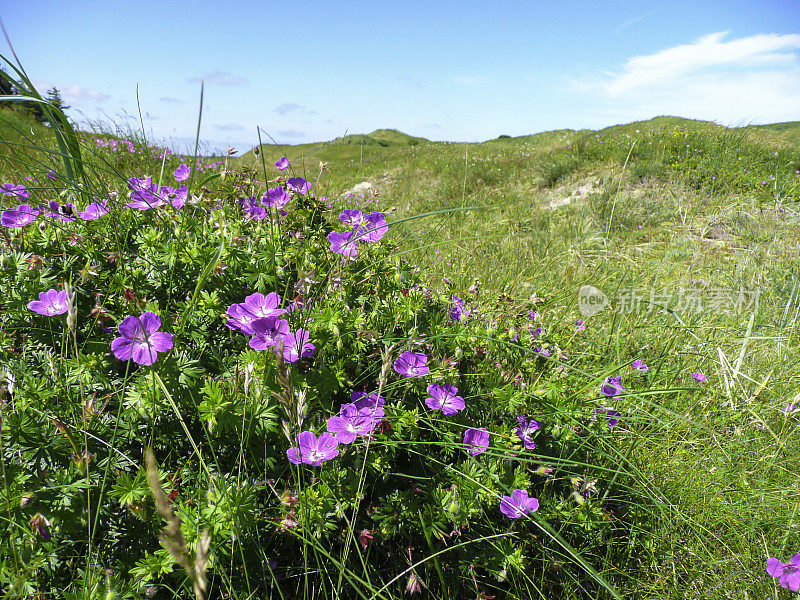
312, 117, 800, 598
3, 111, 799, 598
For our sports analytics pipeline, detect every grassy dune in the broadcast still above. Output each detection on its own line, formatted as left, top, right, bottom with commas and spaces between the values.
1, 99, 799, 599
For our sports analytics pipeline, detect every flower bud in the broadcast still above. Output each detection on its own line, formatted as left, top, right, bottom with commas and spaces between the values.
65, 283, 77, 335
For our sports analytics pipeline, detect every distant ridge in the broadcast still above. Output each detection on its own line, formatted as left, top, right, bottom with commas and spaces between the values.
491, 116, 800, 146
239, 128, 428, 165
236, 117, 799, 164
334, 129, 427, 147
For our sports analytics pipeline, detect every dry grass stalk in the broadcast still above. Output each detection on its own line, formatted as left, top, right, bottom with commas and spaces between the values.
145, 447, 209, 600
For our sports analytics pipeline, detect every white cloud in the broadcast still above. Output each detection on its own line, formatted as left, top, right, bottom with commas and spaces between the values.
274, 103, 317, 116
573, 32, 800, 125
214, 123, 245, 131
32, 80, 111, 105
277, 129, 306, 139
607, 31, 800, 95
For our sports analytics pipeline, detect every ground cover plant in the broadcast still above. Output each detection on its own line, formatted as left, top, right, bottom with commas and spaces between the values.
1, 62, 800, 600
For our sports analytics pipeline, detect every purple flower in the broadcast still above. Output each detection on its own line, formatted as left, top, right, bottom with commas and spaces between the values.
339, 209, 365, 228
111, 312, 174, 366
28, 289, 69, 316
225, 303, 259, 334
275, 156, 290, 171
242, 292, 286, 319
448, 295, 470, 322
531, 327, 542, 338
448, 304, 465, 322
425, 383, 465, 415
463, 428, 489, 455
356, 212, 388, 242
393, 351, 429, 378
249, 317, 291, 350
168, 185, 188, 210
595, 406, 621, 430
286, 177, 311, 195
766, 553, 800, 591
126, 176, 163, 210
30, 514, 51, 540
326, 402, 383, 444
44, 200, 76, 222
574, 320, 586, 331
513, 415, 540, 449
286, 431, 339, 466
278, 329, 315, 363
241, 196, 266, 219
448, 305, 464, 322
226, 292, 286, 334
350, 391, 386, 411
630, 359, 648, 373
1, 183, 30, 200
600, 376, 625, 397
499, 489, 539, 519
533, 346, 550, 357
782, 403, 798, 414
1, 204, 39, 227
76, 200, 109, 221
262, 186, 291, 208
173, 164, 190, 181
328, 230, 359, 257
691, 371, 707, 383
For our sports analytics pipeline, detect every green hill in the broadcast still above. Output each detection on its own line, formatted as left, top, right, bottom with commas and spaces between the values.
235, 129, 429, 171
746, 121, 800, 145
363, 128, 427, 146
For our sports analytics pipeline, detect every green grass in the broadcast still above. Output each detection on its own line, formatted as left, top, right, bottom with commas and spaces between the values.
2, 97, 800, 599
310, 115, 800, 597
370, 119, 800, 598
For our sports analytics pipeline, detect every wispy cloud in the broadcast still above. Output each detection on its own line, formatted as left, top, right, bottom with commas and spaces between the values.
187, 70, 250, 86
33, 81, 110, 104
614, 10, 658, 36
159, 96, 180, 103
274, 103, 317, 116
277, 129, 305, 139
605, 31, 800, 95
572, 32, 800, 124
214, 123, 245, 131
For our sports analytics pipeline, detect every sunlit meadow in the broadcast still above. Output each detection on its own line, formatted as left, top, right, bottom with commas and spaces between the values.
1, 57, 800, 600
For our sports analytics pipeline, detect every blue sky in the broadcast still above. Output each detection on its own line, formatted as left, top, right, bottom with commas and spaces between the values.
2, 0, 798, 153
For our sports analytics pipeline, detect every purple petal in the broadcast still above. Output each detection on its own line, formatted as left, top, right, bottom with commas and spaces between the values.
767, 557, 784, 578
111, 337, 134, 361
148, 331, 174, 352
132, 342, 156, 366
173, 164, 190, 181
117, 315, 141, 339
138, 312, 162, 336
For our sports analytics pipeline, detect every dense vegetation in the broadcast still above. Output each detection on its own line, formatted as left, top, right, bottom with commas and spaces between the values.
1, 68, 799, 600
